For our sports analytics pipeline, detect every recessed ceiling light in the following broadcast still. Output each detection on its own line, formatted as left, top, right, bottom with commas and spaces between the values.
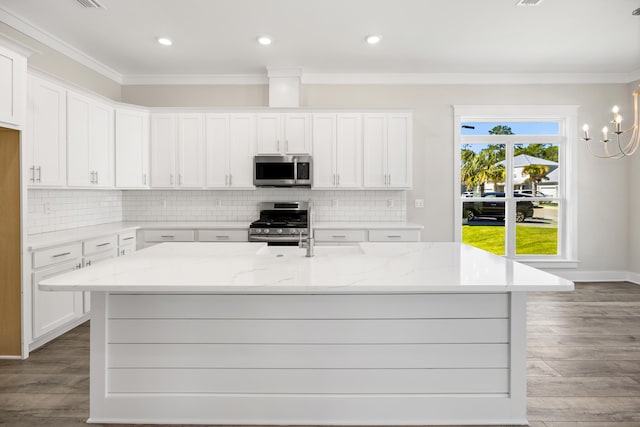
366, 35, 381, 45
258, 36, 272, 46
157, 37, 173, 46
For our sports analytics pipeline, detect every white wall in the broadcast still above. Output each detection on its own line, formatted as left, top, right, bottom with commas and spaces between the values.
122, 82, 632, 273
627, 80, 640, 276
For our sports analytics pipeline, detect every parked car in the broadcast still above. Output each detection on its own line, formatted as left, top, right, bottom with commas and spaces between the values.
515, 190, 547, 207
463, 192, 534, 223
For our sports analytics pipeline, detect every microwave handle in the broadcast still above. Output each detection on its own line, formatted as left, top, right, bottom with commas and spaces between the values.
293, 158, 298, 185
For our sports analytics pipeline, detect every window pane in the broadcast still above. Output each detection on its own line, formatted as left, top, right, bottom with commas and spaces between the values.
516, 203, 559, 255
513, 143, 559, 197
460, 144, 506, 196
462, 200, 505, 256
461, 122, 560, 136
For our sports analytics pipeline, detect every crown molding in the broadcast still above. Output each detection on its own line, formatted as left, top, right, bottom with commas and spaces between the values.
0, 6, 123, 83
0, 32, 39, 57
627, 68, 640, 84
121, 74, 268, 85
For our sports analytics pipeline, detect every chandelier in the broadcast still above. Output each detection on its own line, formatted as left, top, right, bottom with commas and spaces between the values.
581, 86, 640, 159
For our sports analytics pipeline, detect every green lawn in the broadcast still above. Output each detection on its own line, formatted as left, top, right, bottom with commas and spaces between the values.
462, 225, 558, 256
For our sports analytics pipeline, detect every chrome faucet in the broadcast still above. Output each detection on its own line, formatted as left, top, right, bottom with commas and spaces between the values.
299, 199, 314, 257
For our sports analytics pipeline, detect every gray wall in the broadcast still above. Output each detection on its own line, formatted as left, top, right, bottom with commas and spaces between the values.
628, 80, 640, 275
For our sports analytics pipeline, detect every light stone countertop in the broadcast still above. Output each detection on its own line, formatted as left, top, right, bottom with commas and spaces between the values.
40, 242, 573, 293
27, 221, 423, 251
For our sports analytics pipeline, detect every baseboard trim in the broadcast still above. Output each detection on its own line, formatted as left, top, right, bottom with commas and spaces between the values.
544, 269, 640, 284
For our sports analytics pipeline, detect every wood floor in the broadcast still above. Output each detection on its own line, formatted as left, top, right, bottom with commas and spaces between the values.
1, 282, 639, 427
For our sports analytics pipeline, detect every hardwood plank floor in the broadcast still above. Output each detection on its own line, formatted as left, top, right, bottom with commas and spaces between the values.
0, 282, 639, 427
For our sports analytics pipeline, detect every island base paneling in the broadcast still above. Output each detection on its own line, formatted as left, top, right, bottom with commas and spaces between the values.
89, 291, 528, 425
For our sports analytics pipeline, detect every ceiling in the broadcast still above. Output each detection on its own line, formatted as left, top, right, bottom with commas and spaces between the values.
0, 0, 639, 83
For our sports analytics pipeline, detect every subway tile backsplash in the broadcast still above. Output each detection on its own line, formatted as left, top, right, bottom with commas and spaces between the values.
28, 189, 406, 235
122, 189, 406, 223
28, 190, 123, 234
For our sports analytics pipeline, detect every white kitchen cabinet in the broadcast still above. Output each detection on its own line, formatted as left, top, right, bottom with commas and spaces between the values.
115, 108, 149, 188
177, 114, 204, 188
363, 113, 412, 189
0, 43, 27, 127
67, 92, 114, 187
151, 114, 204, 189
32, 259, 83, 340
205, 113, 255, 188
256, 113, 311, 155
150, 114, 177, 188
26, 75, 67, 187
312, 113, 362, 188
83, 249, 117, 313
198, 229, 248, 242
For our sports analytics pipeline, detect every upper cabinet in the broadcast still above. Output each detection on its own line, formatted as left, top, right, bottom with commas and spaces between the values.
363, 113, 412, 189
150, 114, 204, 189
205, 113, 255, 189
26, 75, 67, 187
256, 113, 311, 155
67, 92, 114, 188
312, 113, 362, 189
115, 108, 149, 188
0, 44, 27, 128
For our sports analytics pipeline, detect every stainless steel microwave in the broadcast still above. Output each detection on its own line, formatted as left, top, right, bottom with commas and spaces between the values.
253, 155, 312, 187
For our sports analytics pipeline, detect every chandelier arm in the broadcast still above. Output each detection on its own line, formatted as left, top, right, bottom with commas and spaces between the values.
621, 125, 639, 155
586, 139, 622, 159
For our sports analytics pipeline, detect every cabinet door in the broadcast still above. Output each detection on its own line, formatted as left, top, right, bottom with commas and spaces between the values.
335, 113, 362, 188
150, 114, 176, 188
29, 76, 67, 187
311, 114, 336, 188
32, 260, 83, 339
363, 114, 387, 188
66, 92, 91, 187
284, 113, 311, 154
116, 109, 149, 188
205, 114, 229, 188
256, 113, 281, 154
0, 45, 26, 127
178, 114, 204, 188
91, 102, 114, 187
386, 113, 412, 188
82, 249, 116, 314
228, 114, 255, 188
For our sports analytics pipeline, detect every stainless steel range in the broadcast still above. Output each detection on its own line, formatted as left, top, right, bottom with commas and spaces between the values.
249, 202, 309, 245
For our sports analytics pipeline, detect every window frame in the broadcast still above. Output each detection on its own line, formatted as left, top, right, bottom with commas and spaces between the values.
453, 105, 579, 268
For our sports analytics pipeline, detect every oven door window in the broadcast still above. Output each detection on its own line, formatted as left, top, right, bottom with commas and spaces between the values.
255, 162, 294, 180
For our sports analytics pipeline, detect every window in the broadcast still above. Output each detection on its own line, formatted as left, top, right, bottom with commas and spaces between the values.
454, 106, 578, 267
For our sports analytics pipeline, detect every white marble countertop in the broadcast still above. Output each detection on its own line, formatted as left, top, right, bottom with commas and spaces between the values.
40, 242, 573, 293
27, 221, 423, 251
27, 222, 142, 251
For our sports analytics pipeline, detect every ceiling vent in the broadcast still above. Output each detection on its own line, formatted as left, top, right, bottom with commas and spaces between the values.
515, 0, 544, 5
75, 0, 105, 8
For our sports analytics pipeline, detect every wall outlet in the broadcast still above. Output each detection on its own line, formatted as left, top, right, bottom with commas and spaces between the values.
414, 199, 425, 208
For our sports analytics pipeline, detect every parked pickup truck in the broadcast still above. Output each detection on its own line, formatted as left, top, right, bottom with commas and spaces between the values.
463, 192, 534, 223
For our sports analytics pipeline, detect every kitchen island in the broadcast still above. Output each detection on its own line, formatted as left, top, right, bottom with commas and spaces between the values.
40, 242, 573, 426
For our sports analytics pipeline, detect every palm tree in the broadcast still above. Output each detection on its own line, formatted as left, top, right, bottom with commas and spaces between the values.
522, 164, 550, 195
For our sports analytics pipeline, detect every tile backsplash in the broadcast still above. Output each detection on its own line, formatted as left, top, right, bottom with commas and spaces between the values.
28, 189, 406, 234
122, 189, 406, 223
28, 190, 123, 234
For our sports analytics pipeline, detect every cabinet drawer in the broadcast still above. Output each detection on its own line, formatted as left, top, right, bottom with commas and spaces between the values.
84, 249, 117, 267
314, 229, 367, 242
118, 231, 137, 246
33, 243, 82, 269
368, 229, 421, 242
198, 229, 248, 242
84, 235, 117, 255
144, 229, 195, 242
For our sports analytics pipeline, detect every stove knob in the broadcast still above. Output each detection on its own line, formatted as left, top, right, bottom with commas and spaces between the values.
277, 228, 283, 234
290, 228, 297, 234
263, 229, 270, 234
254, 228, 261, 234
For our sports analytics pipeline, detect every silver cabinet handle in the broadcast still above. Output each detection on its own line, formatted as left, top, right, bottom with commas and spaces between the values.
36, 166, 42, 183
229, 174, 232, 186
95, 171, 99, 184
225, 174, 228, 186
160, 235, 175, 238
332, 235, 347, 238
143, 174, 147, 185
86, 260, 92, 266
96, 242, 111, 247
216, 235, 230, 239
388, 174, 391, 186
170, 174, 174, 186
30, 166, 35, 183
90, 171, 94, 184
387, 235, 402, 238
122, 236, 134, 241
52, 252, 71, 258
178, 174, 182, 186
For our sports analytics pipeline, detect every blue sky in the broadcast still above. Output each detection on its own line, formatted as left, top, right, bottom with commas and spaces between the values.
461, 121, 559, 136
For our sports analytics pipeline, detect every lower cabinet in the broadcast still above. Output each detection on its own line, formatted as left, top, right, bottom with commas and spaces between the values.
315, 228, 421, 244
198, 229, 248, 242
32, 259, 84, 340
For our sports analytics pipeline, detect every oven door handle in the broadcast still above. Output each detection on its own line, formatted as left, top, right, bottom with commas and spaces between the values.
249, 235, 303, 242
